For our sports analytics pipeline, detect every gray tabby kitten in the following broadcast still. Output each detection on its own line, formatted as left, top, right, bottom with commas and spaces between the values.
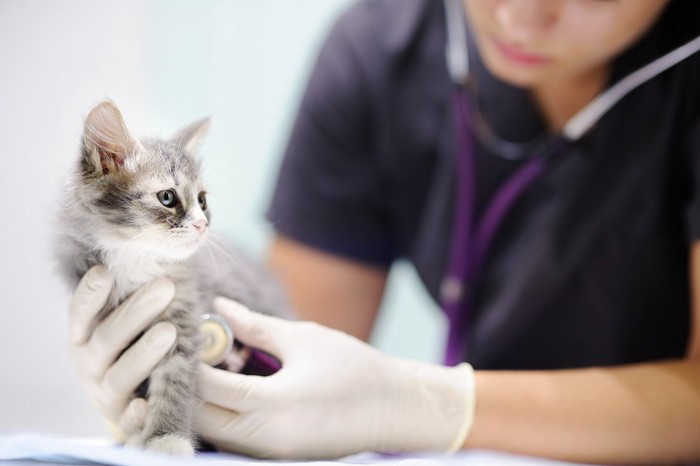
56, 100, 291, 455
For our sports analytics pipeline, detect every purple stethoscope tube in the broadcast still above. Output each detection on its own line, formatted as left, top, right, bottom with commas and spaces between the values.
240, 348, 281, 376
441, 88, 566, 366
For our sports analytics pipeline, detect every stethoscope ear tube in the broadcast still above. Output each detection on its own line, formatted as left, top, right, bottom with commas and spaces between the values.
563, 34, 700, 139
443, 0, 469, 85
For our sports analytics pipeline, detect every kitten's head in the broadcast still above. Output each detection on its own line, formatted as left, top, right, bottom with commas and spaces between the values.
74, 100, 211, 263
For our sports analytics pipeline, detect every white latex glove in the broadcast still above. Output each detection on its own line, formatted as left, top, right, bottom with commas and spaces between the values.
68, 265, 177, 440
194, 298, 476, 459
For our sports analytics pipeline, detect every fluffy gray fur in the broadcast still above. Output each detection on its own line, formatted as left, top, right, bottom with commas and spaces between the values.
56, 100, 292, 455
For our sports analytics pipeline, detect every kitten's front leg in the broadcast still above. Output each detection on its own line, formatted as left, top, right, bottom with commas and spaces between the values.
131, 308, 201, 456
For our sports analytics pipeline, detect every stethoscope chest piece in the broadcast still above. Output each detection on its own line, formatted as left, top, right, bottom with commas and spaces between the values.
199, 313, 234, 367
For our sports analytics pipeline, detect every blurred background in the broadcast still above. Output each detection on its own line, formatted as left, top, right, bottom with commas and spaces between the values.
0, 0, 445, 436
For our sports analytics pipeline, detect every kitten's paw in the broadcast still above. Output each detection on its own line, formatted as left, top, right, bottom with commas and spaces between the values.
144, 434, 195, 457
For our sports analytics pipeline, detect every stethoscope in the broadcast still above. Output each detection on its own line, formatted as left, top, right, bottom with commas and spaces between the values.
440, 0, 700, 366
199, 313, 280, 374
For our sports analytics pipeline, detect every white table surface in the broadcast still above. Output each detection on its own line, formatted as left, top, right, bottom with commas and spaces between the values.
0, 433, 600, 466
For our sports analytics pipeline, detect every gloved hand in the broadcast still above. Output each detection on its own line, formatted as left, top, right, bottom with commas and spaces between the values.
67, 265, 177, 440
193, 298, 476, 459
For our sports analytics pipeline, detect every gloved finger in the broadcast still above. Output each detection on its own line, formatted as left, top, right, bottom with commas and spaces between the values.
69, 266, 113, 346
106, 420, 127, 443
85, 278, 175, 379
213, 297, 286, 358
193, 403, 253, 454
119, 397, 147, 437
198, 363, 270, 412
101, 322, 177, 410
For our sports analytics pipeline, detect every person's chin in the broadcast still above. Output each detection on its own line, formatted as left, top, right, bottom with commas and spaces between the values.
484, 53, 544, 88
479, 46, 553, 89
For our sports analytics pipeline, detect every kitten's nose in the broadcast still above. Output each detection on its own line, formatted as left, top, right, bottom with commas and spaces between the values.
193, 218, 208, 234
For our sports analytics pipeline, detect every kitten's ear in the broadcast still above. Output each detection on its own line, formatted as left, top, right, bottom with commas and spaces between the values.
82, 100, 143, 176
170, 117, 210, 153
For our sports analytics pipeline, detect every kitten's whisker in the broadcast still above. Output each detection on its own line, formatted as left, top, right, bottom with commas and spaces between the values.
203, 236, 243, 277
205, 234, 241, 266
112, 228, 170, 279
205, 234, 262, 285
202, 241, 224, 286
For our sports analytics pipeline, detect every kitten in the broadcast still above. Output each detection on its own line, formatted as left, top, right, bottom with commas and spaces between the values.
56, 100, 291, 455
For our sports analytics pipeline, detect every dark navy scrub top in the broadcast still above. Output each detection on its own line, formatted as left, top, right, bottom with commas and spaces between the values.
267, 0, 700, 370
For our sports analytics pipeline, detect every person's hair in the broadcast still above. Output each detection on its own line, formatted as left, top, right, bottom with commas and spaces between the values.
611, 0, 700, 83
658, 0, 700, 52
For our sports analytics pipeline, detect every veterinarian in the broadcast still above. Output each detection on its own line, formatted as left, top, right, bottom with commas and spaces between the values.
68, 0, 700, 463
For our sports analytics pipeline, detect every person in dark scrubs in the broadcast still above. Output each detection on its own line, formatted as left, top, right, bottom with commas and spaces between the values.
68, 0, 700, 463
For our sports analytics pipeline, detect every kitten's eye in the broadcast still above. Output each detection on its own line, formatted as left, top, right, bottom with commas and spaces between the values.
198, 192, 207, 210
157, 189, 178, 208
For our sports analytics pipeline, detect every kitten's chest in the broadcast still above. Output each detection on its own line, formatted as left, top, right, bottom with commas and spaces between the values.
103, 260, 203, 335
104, 248, 193, 303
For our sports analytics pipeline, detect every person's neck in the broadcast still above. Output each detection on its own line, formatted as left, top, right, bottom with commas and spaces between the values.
532, 66, 610, 132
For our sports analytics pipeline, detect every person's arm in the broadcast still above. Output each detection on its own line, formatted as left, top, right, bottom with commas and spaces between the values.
193, 244, 700, 462
468, 362, 700, 463
267, 234, 388, 341
462, 241, 700, 464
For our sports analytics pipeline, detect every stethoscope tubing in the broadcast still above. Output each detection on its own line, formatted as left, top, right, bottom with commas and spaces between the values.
442, 88, 566, 366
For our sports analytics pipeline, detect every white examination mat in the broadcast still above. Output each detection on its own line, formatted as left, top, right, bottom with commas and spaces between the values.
0, 433, 597, 466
